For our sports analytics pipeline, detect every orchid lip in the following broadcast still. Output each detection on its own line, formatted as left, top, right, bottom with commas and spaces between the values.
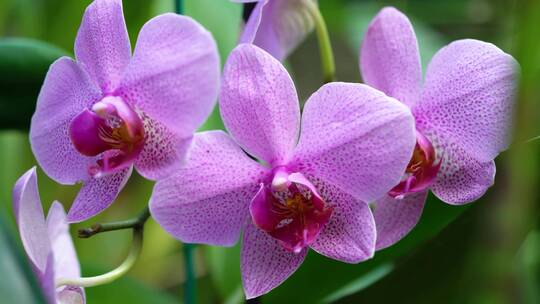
69, 96, 145, 177
250, 170, 333, 252
389, 131, 441, 199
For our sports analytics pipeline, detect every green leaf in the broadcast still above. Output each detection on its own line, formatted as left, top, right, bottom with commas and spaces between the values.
0, 212, 45, 304
263, 194, 465, 303
0, 38, 66, 130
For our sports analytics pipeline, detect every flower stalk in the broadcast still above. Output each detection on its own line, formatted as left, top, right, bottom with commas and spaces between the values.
304, 0, 336, 83
78, 206, 150, 238
56, 206, 150, 288
56, 226, 144, 288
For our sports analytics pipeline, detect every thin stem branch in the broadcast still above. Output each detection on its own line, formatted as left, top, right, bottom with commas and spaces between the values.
305, 0, 336, 83
56, 227, 144, 288
183, 244, 196, 304
78, 206, 150, 238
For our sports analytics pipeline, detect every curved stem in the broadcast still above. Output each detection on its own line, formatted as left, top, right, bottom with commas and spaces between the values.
56, 227, 144, 288
78, 206, 150, 238
305, 0, 336, 83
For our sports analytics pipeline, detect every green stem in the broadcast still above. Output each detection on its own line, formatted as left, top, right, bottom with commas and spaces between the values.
183, 244, 196, 304
56, 227, 144, 288
305, 1, 336, 83
175, 0, 183, 14
78, 206, 150, 238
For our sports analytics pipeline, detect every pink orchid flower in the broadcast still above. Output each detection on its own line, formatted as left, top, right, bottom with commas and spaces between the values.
360, 7, 519, 250
13, 168, 84, 304
30, 0, 220, 222
150, 44, 416, 298
232, 0, 316, 60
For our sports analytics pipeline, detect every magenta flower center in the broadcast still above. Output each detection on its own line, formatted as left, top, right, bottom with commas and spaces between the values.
69, 96, 145, 177
388, 131, 441, 199
250, 170, 333, 253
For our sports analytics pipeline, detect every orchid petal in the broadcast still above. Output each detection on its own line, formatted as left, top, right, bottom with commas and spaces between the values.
373, 191, 427, 250
309, 178, 376, 263
242, 0, 315, 60
239, 0, 268, 44
119, 14, 219, 136
241, 221, 307, 299
220, 44, 300, 165
293, 82, 416, 202
415, 39, 518, 163
30, 58, 101, 185
150, 131, 269, 246
47, 202, 81, 281
57, 286, 86, 304
134, 113, 193, 180
12, 168, 51, 273
360, 7, 422, 107
432, 154, 496, 205
75, 0, 131, 93
67, 166, 132, 223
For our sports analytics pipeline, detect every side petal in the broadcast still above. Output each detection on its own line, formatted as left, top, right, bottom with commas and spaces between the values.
431, 151, 496, 205
241, 221, 307, 299
75, 0, 131, 93
415, 39, 519, 163
309, 178, 376, 263
242, 0, 315, 61
67, 167, 132, 223
239, 0, 268, 44
46, 202, 81, 281
30, 58, 102, 185
150, 131, 269, 246
360, 7, 422, 107
119, 14, 219, 136
293, 82, 416, 202
57, 286, 86, 304
220, 44, 300, 165
373, 191, 427, 250
134, 113, 193, 180
12, 168, 51, 273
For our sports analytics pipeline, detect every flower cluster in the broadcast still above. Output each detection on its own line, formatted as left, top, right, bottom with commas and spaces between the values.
12, 0, 518, 302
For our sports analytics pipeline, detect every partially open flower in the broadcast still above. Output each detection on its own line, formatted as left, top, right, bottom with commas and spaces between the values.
30, 0, 220, 222
150, 44, 416, 298
13, 168, 84, 304
233, 0, 317, 60
359, 7, 519, 250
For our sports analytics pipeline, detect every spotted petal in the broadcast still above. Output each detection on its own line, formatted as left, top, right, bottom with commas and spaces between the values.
293, 82, 416, 202
150, 131, 269, 246
67, 166, 132, 223
75, 0, 131, 93
307, 179, 376, 263
30, 58, 101, 185
119, 13, 219, 136
373, 191, 427, 250
220, 44, 300, 165
360, 7, 422, 107
241, 221, 307, 299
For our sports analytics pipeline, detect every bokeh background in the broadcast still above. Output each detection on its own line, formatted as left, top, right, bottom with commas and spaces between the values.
1, 0, 539, 303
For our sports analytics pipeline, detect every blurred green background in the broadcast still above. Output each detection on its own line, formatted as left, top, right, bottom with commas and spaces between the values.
0, 0, 539, 303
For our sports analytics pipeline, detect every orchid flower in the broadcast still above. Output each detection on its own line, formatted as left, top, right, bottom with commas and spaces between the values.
13, 168, 84, 304
359, 7, 519, 250
150, 44, 416, 298
233, 0, 317, 61
30, 0, 220, 222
